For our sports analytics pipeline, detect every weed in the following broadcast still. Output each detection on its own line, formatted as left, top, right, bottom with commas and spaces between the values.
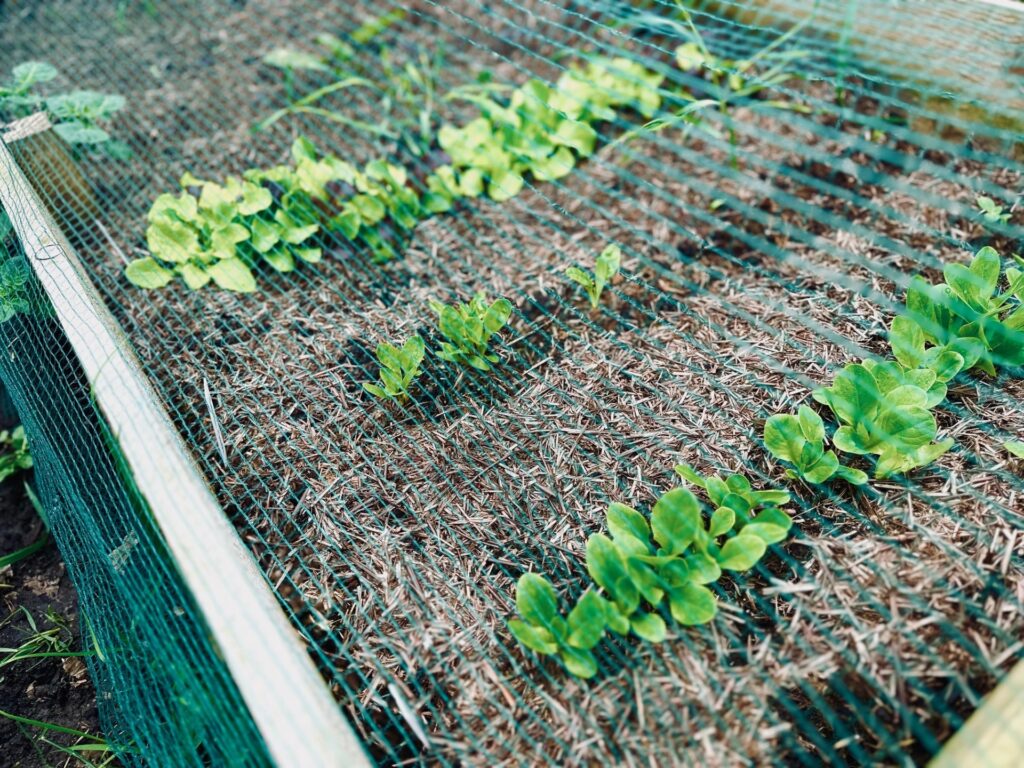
0, 62, 129, 158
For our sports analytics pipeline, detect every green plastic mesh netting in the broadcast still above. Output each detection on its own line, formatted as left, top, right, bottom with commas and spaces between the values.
1, 0, 1024, 765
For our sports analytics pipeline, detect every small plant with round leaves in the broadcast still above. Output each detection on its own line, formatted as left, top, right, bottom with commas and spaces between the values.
566, 244, 621, 310
764, 405, 868, 485
510, 470, 793, 678
430, 292, 512, 371
363, 335, 425, 403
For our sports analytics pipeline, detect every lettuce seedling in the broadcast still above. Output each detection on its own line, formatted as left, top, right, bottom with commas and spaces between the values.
764, 405, 868, 485
812, 362, 952, 478
511, 475, 794, 678
566, 244, 621, 309
674, 464, 792, 545
1005, 441, 1024, 459
901, 247, 1024, 375
976, 196, 1010, 225
430, 292, 512, 371
508, 574, 607, 678
363, 335, 425, 402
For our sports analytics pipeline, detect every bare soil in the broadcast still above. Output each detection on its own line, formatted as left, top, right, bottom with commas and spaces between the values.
1, 1, 1022, 766
0, 476, 111, 768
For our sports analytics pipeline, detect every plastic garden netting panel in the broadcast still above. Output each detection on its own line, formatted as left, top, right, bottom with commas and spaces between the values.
0, 207, 270, 766
2, 0, 1024, 766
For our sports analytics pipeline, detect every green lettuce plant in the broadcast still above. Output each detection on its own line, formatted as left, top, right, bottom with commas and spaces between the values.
510, 472, 792, 678
566, 244, 621, 309
764, 405, 868, 485
430, 292, 512, 371
363, 335, 425, 402
811, 362, 953, 478
899, 247, 1024, 375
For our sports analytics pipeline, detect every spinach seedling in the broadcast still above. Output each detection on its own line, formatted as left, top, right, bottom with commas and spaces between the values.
764, 405, 868, 485
901, 247, 1024, 375
812, 362, 952, 478
566, 244, 621, 309
363, 335, 425, 402
430, 292, 512, 371
976, 196, 1010, 226
674, 464, 792, 545
508, 575, 607, 679
511, 473, 794, 678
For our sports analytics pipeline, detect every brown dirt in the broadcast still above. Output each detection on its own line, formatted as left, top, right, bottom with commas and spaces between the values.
1, 1, 1023, 766
0, 476, 112, 767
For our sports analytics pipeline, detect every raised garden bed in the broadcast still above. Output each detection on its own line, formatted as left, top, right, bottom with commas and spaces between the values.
1, 0, 1023, 765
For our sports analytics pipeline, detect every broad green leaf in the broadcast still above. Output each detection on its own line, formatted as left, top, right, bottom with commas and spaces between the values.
739, 522, 788, 546
703, 476, 729, 507
750, 507, 792, 532
803, 450, 840, 483
263, 249, 295, 273
606, 502, 650, 544
508, 619, 558, 655
362, 383, 388, 399
708, 506, 735, 537
483, 298, 512, 333
889, 315, 925, 369
488, 168, 524, 202
12, 61, 58, 87
586, 533, 639, 614
291, 136, 318, 162
1005, 441, 1024, 459
516, 572, 561, 628
716, 534, 767, 571
558, 645, 597, 678
674, 463, 707, 489
834, 464, 869, 485
566, 591, 606, 649
146, 219, 198, 263
207, 258, 256, 293
239, 184, 273, 216
875, 405, 936, 449
125, 258, 173, 289
764, 414, 803, 463
530, 147, 575, 182
296, 247, 322, 264
668, 582, 717, 626
178, 262, 210, 290
650, 488, 701, 554
681, 551, 721, 585
832, 426, 871, 455
249, 218, 280, 253
630, 612, 667, 643
552, 119, 598, 156
53, 120, 110, 145
751, 489, 790, 506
